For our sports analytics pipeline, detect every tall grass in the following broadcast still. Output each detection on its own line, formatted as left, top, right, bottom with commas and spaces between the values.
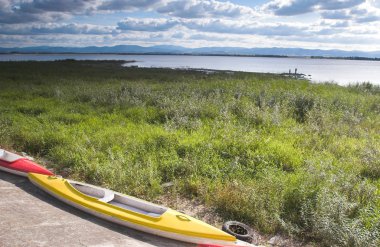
0, 60, 379, 246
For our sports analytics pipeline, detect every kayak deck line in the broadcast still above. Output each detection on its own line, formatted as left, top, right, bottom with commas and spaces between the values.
28, 173, 237, 245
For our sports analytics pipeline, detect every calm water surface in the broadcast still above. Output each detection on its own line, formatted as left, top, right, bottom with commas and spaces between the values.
1, 54, 379, 85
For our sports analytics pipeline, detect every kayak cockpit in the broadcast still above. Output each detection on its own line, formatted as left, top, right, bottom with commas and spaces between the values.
69, 182, 167, 218
70, 183, 107, 199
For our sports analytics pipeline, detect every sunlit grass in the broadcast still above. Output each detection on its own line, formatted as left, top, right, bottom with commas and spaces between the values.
0, 60, 379, 246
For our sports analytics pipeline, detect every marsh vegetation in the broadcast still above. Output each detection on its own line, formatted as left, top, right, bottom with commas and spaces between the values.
0, 60, 379, 246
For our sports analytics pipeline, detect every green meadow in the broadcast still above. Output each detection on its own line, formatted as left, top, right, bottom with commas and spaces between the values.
0, 60, 379, 246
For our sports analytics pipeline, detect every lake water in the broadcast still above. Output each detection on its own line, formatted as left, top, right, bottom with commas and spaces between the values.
1, 54, 379, 85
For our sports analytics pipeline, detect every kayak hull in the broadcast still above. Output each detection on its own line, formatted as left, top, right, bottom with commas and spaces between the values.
0, 149, 53, 177
0, 164, 28, 176
28, 173, 237, 245
198, 241, 254, 247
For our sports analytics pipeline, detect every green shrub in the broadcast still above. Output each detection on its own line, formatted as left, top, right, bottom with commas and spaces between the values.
0, 61, 379, 246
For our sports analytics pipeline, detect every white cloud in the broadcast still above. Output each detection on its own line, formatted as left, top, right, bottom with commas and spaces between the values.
0, 0, 99, 24
99, 0, 257, 18
0, 23, 116, 35
0, 0, 160, 24
321, 1, 380, 23
157, 0, 256, 18
320, 9, 351, 19
117, 18, 179, 31
116, 17, 309, 37
0, 0, 379, 51
369, 0, 380, 8
0, 0, 257, 24
183, 19, 309, 36
98, 0, 162, 11
264, 0, 365, 16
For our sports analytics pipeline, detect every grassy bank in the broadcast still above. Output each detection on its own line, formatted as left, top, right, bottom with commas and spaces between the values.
0, 60, 379, 246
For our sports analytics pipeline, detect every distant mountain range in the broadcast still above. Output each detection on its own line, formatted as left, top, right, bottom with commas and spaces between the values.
1, 45, 380, 58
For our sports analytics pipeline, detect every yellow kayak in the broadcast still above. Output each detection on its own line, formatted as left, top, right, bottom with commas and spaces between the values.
28, 173, 237, 245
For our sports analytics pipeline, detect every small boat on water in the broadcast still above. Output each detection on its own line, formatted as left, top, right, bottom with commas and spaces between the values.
28, 173, 240, 245
0, 149, 53, 176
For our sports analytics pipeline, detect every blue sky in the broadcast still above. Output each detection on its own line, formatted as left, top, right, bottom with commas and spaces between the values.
1, 0, 380, 51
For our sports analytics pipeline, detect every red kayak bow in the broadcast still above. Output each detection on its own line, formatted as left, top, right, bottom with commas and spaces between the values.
0, 149, 53, 177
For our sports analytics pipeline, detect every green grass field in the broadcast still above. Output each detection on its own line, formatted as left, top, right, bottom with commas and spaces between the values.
1, 60, 379, 246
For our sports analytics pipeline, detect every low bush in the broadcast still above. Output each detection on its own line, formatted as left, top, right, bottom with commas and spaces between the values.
0, 61, 379, 246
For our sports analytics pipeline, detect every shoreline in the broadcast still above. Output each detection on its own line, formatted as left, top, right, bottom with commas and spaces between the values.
1, 52, 380, 62
1, 59, 379, 87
